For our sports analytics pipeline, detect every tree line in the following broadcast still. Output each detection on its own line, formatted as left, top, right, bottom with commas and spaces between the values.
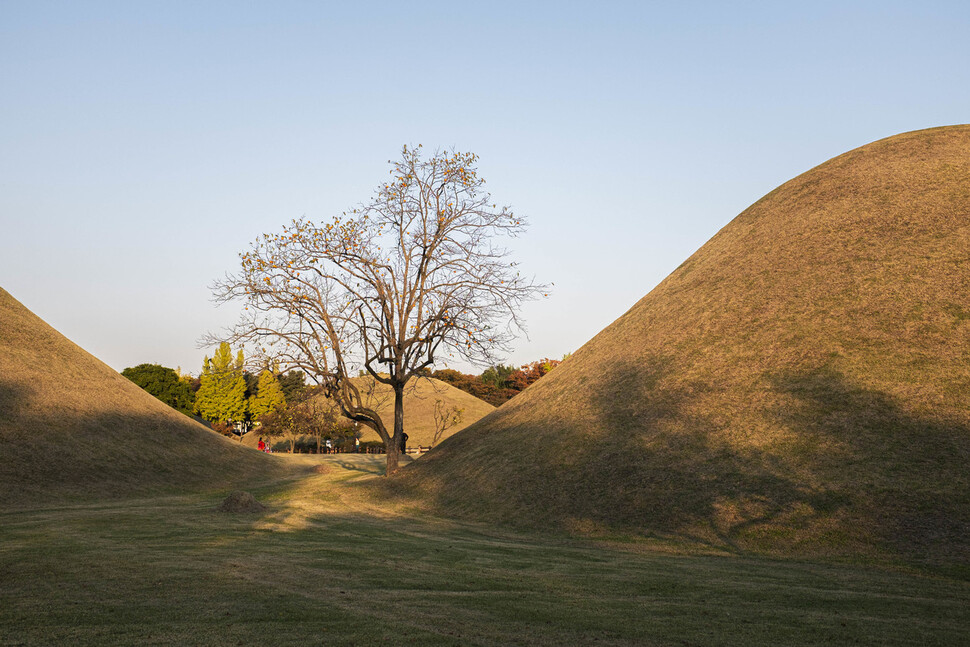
122, 346, 565, 442
121, 342, 305, 433
425, 357, 564, 407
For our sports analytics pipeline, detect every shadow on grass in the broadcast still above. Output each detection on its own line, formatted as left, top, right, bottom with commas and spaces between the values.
0, 377, 284, 509
0, 380, 32, 423
334, 459, 386, 476
7, 486, 969, 647
390, 355, 970, 569
390, 356, 802, 548
767, 365, 970, 563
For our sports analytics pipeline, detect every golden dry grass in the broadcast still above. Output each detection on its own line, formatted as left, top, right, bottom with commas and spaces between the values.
3, 454, 968, 646
0, 287, 285, 508
343, 375, 496, 447
242, 376, 494, 451
399, 125, 970, 570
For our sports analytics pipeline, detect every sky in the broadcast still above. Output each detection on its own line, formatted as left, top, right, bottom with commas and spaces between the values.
2, 1, 968, 377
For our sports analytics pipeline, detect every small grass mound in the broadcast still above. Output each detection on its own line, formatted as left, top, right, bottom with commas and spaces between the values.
217, 490, 267, 513
339, 375, 496, 448
241, 375, 495, 452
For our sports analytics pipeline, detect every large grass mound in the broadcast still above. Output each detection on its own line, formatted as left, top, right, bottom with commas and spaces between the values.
402, 126, 970, 566
0, 287, 283, 507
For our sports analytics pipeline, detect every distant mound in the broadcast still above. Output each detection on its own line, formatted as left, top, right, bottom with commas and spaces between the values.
337, 376, 495, 448
403, 126, 970, 565
241, 376, 493, 451
0, 288, 282, 508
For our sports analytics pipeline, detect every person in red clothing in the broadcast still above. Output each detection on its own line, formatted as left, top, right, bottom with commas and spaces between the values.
257, 437, 266, 452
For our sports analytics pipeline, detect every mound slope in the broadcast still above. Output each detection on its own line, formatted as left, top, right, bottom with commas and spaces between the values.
243, 376, 493, 452
0, 288, 281, 507
347, 376, 495, 448
403, 126, 970, 565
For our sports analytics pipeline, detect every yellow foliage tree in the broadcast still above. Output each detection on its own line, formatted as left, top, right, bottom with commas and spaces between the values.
248, 370, 286, 421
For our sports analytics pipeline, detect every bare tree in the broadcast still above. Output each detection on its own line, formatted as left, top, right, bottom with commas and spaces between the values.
431, 400, 463, 447
259, 389, 345, 454
209, 146, 546, 474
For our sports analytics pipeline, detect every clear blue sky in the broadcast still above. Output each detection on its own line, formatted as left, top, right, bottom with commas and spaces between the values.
2, 1, 968, 376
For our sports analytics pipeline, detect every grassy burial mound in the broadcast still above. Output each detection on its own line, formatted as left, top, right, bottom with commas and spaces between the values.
402, 126, 970, 565
337, 375, 495, 448
0, 288, 282, 507
241, 375, 494, 452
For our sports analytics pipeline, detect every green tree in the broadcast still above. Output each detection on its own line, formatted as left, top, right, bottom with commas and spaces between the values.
195, 343, 248, 426
278, 370, 307, 402
481, 364, 516, 389
249, 370, 286, 420
243, 370, 259, 402
431, 368, 506, 405
121, 363, 195, 416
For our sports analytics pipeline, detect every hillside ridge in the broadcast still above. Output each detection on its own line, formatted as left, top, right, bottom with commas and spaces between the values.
0, 287, 281, 507
399, 125, 970, 567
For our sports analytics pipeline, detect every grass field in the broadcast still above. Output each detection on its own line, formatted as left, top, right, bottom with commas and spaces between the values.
2, 454, 967, 646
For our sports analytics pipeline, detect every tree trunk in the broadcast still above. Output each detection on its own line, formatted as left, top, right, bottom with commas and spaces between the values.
385, 383, 405, 475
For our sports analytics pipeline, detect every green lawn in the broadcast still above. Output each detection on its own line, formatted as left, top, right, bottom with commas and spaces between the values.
1, 455, 967, 646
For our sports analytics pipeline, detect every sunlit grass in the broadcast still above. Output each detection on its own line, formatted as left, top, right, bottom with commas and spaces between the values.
2, 455, 967, 646
399, 126, 970, 567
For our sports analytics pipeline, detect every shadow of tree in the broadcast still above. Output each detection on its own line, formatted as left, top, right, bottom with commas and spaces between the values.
0, 380, 32, 439
335, 459, 387, 476
395, 356, 808, 550
553, 356, 813, 550
394, 355, 970, 567
767, 365, 970, 562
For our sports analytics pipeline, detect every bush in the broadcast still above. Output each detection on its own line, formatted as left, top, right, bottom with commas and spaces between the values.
209, 421, 235, 438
